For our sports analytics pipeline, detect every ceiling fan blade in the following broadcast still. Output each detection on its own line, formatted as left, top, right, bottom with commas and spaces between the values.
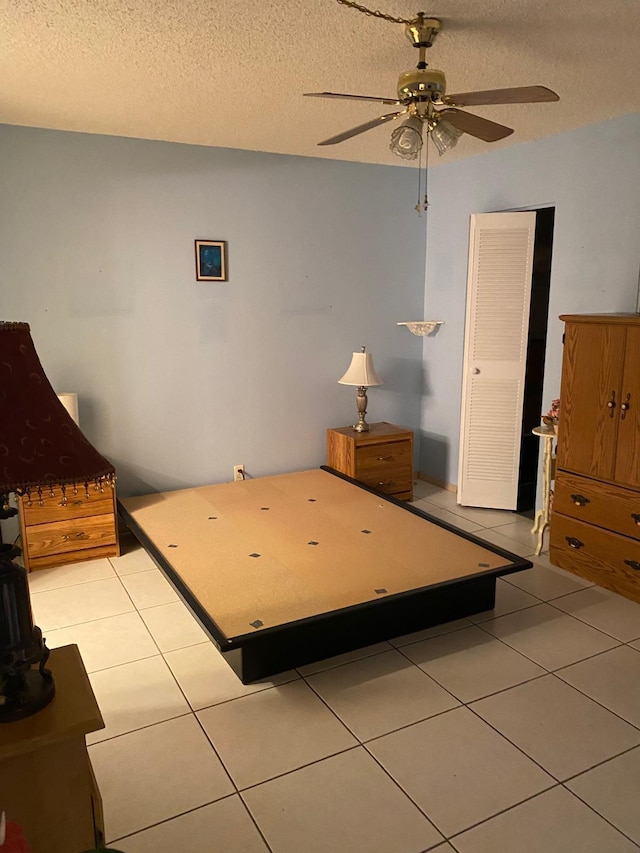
440, 108, 513, 142
442, 86, 559, 107
318, 110, 407, 146
305, 92, 401, 106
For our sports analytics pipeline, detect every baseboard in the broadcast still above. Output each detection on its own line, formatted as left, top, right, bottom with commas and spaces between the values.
416, 472, 457, 493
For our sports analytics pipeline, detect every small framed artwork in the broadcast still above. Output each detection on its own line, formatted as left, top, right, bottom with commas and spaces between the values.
195, 240, 227, 281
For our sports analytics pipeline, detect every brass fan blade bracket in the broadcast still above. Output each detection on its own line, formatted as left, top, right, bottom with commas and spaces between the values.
317, 110, 407, 145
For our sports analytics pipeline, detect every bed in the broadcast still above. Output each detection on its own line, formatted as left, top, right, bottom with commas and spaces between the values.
118, 467, 532, 682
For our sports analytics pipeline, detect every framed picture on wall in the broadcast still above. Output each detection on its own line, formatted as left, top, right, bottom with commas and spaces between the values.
195, 240, 227, 281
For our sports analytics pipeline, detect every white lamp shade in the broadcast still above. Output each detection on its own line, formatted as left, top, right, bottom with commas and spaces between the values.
338, 351, 383, 387
57, 392, 79, 426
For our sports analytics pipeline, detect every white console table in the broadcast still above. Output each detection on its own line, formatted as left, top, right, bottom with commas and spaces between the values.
531, 425, 556, 555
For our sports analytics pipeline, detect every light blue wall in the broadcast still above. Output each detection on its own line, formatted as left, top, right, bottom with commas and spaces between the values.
419, 113, 640, 486
0, 125, 426, 496
3, 116, 639, 502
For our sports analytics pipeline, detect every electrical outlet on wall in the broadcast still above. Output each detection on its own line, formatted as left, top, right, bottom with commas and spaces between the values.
233, 465, 245, 481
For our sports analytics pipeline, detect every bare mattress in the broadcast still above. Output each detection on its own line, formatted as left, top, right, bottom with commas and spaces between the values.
119, 467, 532, 682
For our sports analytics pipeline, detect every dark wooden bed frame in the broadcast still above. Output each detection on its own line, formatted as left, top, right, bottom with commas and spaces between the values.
118, 467, 532, 683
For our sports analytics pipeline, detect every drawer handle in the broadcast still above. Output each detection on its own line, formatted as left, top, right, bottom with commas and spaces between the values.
631, 513, 640, 526
376, 455, 393, 461
565, 536, 585, 550
607, 391, 616, 417
624, 560, 640, 571
377, 481, 393, 488
570, 494, 590, 507
63, 532, 87, 540
620, 393, 631, 420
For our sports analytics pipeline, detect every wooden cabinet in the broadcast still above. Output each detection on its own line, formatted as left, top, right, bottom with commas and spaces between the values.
326, 422, 414, 501
18, 483, 120, 572
0, 645, 105, 853
550, 314, 640, 601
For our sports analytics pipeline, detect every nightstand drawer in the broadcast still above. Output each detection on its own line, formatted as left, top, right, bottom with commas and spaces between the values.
19, 485, 115, 525
550, 512, 640, 602
24, 514, 117, 560
356, 442, 412, 495
355, 440, 412, 475
554, 472, 640, 540
358, 472, 413, 497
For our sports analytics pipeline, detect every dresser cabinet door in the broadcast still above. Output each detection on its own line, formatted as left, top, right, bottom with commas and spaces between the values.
614, 326, 640, 488
558, 322, 625, 480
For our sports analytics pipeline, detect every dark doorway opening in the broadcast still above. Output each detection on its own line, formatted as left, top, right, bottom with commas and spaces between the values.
517, 206, 555, 516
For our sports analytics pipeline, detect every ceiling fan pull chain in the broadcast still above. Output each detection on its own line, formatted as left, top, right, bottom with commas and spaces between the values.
335, 0, 416, 26
423, 131, 430, 211
415, 142, 423, 214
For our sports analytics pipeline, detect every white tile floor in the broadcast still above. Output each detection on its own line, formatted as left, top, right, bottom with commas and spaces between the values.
27, 479, 640, 852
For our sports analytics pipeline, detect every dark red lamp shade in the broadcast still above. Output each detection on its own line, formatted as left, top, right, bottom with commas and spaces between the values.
0, 321, 115, 497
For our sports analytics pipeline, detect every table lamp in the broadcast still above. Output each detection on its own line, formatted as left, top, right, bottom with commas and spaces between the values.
0, 321, 116, 722
338, 346, 383, 433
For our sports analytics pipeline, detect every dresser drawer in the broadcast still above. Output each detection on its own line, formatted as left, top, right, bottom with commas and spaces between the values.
550, 512, 640, 602
554, 472, 640, 540
355, 440, 412, 495
19, 485, 116, 525
24, 514, 117, 561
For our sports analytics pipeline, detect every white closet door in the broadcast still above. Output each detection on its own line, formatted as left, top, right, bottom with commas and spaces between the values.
458, 212, 536, 509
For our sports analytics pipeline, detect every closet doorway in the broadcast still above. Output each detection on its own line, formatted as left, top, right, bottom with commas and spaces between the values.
458, 207, 555, 512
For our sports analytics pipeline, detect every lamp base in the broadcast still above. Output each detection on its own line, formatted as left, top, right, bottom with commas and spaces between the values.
0, 668, 56, 723
352, 386, 371, 432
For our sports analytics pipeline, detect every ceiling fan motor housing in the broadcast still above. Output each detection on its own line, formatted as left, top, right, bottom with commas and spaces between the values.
397, 68, 446, 103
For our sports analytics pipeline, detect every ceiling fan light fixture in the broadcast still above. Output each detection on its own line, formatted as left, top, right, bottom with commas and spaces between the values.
389, 116, 423, 160
430, 117, 462, 156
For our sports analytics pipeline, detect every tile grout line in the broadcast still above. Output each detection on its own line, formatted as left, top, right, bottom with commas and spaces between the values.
544, 597, 640, 643
551, 669, 640, 734
109, 792, 276, 853
559, 776, 640, 850
468, 621, 640, 732
470, 601, 626, 668
88, 708, 194, 748
28, 565, 156, 596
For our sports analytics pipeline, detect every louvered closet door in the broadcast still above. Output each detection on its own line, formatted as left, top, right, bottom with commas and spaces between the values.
458, 212, 536, 509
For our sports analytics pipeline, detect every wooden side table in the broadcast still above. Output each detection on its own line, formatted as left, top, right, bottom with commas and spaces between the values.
18, 485, 120, 572
0, 645, 105, 853
326, 422, 414, 501
531, 425, 556, 555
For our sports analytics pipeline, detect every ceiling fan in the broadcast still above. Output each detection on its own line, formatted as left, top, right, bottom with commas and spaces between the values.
304, 14, 559, 159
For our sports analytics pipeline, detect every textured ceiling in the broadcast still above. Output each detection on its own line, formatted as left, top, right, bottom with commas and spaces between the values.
1, 0, 639, 166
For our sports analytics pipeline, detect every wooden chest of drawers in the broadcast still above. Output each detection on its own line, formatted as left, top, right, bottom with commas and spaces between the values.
18, 483, 120, 572
549, 315, 640, 602
326, 422, 414, 501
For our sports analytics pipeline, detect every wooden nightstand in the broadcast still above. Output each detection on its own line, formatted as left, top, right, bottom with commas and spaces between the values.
17, 484, 120, 572
326, 421, 414, 501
